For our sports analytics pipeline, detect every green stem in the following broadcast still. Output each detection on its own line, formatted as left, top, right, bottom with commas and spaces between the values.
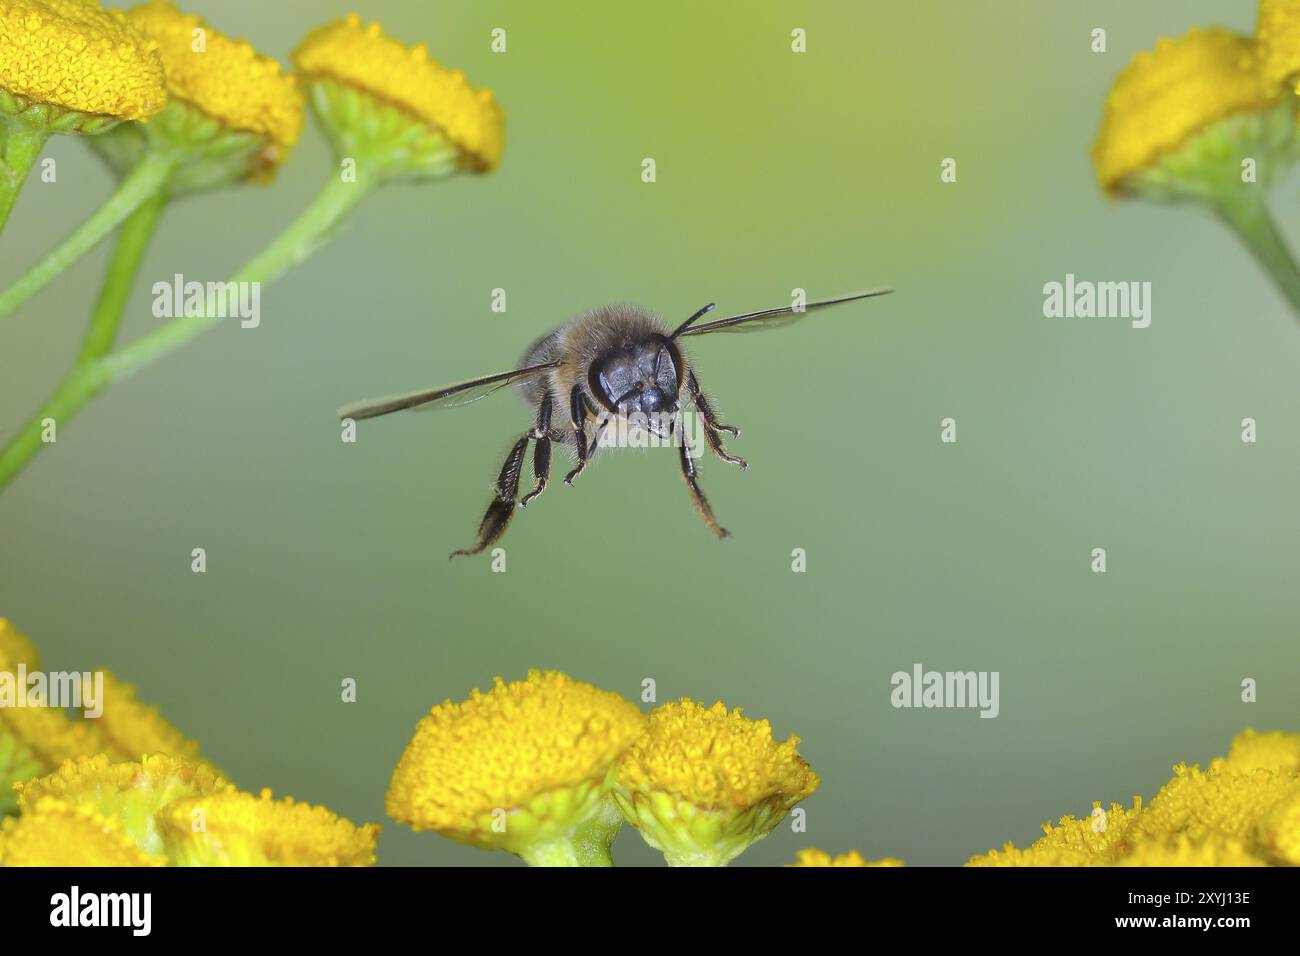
1215, 197, 1300, 321
102, 172, 373, 383
0, 170, 375, 494
237, 172, 375, 286
0, 119, 48, 237
0, 149, 175, 319
0, 362, 110, 490
80, 191, 166, 362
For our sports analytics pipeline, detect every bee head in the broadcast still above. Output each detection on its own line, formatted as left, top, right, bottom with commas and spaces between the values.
590, 336, 681, 436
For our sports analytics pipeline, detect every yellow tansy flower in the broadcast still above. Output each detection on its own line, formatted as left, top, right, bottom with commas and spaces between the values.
615, 699, 819, 866
1091, 23, 1300, 322
14, 753, 229, 857
1123, 762, 1300, 850
159, 788, 379, 866
0, 796, 163, 866
966, 798, 1143, 867
127, 1, 302, 153
7, 755, 379, 867
966, 843, 1106, 867
387, 670, 645, 866
293, 14, 504, 171
1258, 786, 1300, 864
1092, 28, 1277, 192
0, 0, 166, 123
971, 731, 1300, 867
1221, 728, 1300, 773
1117, 835, 1271, 867
1256, 0, 1300, 93
1031, 798, 1143, 857
790, 848, 904, 867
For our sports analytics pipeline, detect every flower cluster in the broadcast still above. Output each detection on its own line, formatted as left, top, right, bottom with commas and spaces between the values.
386, 670, 646, 866
0, 618, 379, 866
9, 613, 1295, 868
387, 671, 821, 866
0, 4, 506, 495
967, 729, 1300, 867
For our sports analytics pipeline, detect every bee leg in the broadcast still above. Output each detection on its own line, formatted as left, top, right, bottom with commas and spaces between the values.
678, 428, 729, 538
563, 384, 592, 486
520, 437, 550, 509
520, 395, 553, 508
686, 370, 746, 469
450, 433, 531, 558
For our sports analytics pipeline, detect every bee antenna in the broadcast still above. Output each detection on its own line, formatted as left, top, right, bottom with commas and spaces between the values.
670, 302, 717, 339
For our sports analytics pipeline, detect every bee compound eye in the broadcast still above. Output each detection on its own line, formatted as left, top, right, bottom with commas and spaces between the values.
598, 369, 616, 404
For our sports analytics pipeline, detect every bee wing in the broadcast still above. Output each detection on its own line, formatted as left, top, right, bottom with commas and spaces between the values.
675, 289, 893, 337
338, 362, 559, 421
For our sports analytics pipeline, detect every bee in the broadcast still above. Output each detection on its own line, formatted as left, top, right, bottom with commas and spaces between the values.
339, 289, 892, 557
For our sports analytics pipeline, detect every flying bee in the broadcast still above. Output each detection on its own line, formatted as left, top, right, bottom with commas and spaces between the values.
339, 289, 892, 557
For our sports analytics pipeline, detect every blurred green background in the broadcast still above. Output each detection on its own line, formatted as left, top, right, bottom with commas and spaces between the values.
1, 0, 1297, 866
